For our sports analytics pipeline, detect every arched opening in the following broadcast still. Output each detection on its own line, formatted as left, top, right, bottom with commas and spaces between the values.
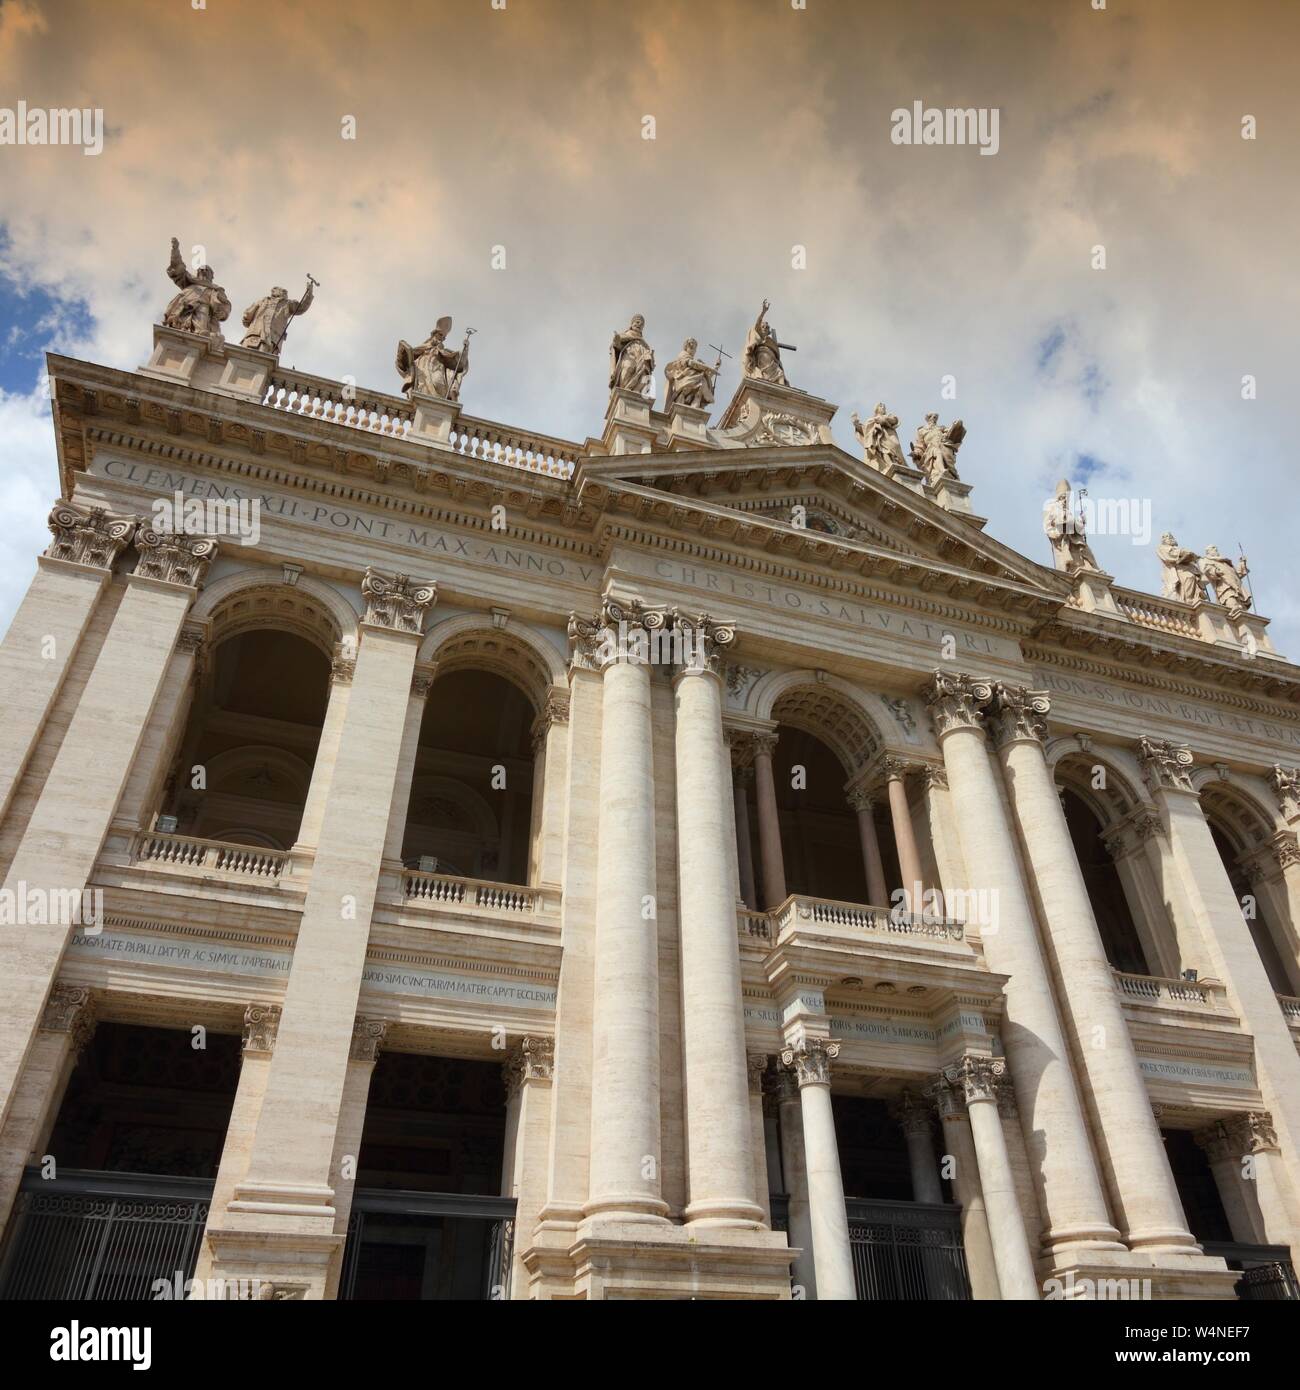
160, 627, 330, 849
1061, 788, 1151, 975
1206, 819, 1297, 996
400, 670, 535, 885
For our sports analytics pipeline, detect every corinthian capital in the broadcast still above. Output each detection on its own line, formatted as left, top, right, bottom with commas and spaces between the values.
133, 527, 218, 589
362, 568, 437, 634
1136, 736, 1195, 794
40, 984, 95, 1055
241, 1003, 282, 1055
986, 683, 1052, 747
1222, 1111, 1278, 1155
349, 1016, 389, 1062
45, 499, 137, 569
779, 1036, 840, 1088
942, 1053, 1006, 1104
503, 1035, 554, 1098
1272, 831, 1300, 871
567, 595, 668, 671
889, 1088, 934, 1139
671, 610, 737, 678
921, 670, 994, 739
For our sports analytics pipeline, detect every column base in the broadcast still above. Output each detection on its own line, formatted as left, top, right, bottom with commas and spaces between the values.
200, 1227, 343, 1301
683, 1199, 767, 1230
1038, 1249, 1238, 1301
581, 1195, 671, 1224
521, 1218, 794, 1299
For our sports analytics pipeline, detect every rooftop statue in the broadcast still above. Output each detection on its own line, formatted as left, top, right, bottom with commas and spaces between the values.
663, 338, 721, 412
610, 314, 655, 394
910, 412, 966, 486
396, 317, 471, 401
1157, 533, 1208, 604
1200, 544, 1251, 612
163, 236, 231, 338
1044, 479, 1101, 575
851, 402, 907, 471
240, 275, 317, 355
742, 299, 792, 386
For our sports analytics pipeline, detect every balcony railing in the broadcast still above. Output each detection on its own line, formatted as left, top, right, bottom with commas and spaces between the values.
401, 869, 558, 920
769, 894, 964, 942
131, 830, 288, 881
1278, 994, 1300, 1024
1112, 970, 1228, 1009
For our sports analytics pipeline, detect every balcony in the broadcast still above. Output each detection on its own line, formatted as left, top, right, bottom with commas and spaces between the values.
395, 868, 560, 935
1113, 970, 1229, 1011
131, 830, 291, 882
765, 895, 964, 943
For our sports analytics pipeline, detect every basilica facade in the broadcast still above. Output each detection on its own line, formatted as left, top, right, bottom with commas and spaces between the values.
0, 293, 1298, 1302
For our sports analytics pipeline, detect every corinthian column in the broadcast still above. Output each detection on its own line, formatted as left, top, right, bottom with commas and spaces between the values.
673, 616, 763, 1227
847, 788, 889, 907
939, 1057, 1039, 1299
752, 733, 788, 909
987, 684, 1200, 1257
780, 1036, 855, 1299
570, 599, 666, 1223
890, 1090, 942, 1204
920, 671, 1122, 1260
883, 757, 925, 910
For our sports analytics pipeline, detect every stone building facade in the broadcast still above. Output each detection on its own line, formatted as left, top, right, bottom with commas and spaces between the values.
0, 312, 1298, 1301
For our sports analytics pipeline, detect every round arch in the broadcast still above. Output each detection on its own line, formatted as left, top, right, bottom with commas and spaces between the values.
194, 569, 360, 661
1195, 776, 1279, 854
418, 616, 565, 715
751, 670, 887, 779
202, 745, 314, 801
1051, 746, 1150, 829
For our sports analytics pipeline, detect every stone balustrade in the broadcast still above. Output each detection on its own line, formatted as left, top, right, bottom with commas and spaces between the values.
1113, 588, 1202, 640
132, 830, 288, 881
769, 893, 964, 942
1112, 968, 1231, 1011
401, 868, 559, 920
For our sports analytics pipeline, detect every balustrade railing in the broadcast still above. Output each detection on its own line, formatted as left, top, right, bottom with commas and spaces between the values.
401, 869, 556, 918
770, 894, 964, 941
1113, 588, 1201, 639
1277, 994, 1300, 1024
132, 830, 287, 881
1113, 969, 1226, 1009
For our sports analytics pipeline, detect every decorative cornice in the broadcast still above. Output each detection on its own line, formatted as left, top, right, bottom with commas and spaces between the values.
779, 1036, 839, 1088
986, 683, 1051, 748
361, 567, 437, 635
45, 499, 137, 569
241, 1003, 281, 1055
349, 1016, 389, 1063
1137, 735, 1196, 794
40, 984, 95, 1054
503, 1035, 554, 1098
921, 669, 994, 739
133, 527, 218, 589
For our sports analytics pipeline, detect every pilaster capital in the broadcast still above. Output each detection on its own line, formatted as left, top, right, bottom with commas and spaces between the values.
40, 984, 95, 1054
361, 568, 437, 635
349, 1016, 389, 1063
779, 1036, 840, 1088
941, 1053, 1006, 1105
846, 787, 875, 814
331, 642, 357, 686
411, 663, 438, 699
503, 1035, 554, 1098
920, 670, 994, 740
133, 527, 218, 589
175, 622, 207, 657
1271, 830, 1300, 871
750, 731, 780, 761
927, 1073, 965, 1120
919, 764, 949, 793
566, 595, 669, 672
747, 1053, 770, 1095
45, 499, 137, 569
986, 683, 1052, 748
1193, 1123, 1234, 1164
1137, 736, 1196, 794
889, 1088, 934, 1139
1267, 764, 1300, 820
1222, 1111, 1279, 1155
530, 689, 570, 753
241, 1003, 282, 1055
881, 754, 914, 782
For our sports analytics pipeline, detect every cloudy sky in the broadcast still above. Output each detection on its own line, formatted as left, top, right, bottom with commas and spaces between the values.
1, 0, 1297, 653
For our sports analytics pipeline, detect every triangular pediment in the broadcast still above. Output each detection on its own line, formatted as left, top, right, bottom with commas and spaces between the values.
578, 443, 1067, 604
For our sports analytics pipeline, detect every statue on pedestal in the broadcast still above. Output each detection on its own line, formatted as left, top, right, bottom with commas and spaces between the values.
663, 338, 720, 412
609, 315, 655, 394
910, 412, 966, 485
163, 237, 230, 338
240, 276, 317, 355
742, 299, 792, 386
1044, 479, 1101, 574
851, 403, 907, 471
1157, 533, 1208, 603
396, 317, 471, 401
1200, 544, 1251, 612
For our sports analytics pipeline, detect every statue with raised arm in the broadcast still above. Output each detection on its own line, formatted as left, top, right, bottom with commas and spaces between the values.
663, 338, 720, 412
1200, 544, 1251, 612
396, 316, 469, 401
609, 314, 655, 394
742, 298, 790, 385
910, 412, 966, 486
1044, 479, 1101, 574
241, 276, 316, 355
851, 402, 907, 471
1157, 533, 1208, 604
163, 237, 231, 338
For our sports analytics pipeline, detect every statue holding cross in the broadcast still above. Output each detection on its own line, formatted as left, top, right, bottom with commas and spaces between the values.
664, 337, 726, 412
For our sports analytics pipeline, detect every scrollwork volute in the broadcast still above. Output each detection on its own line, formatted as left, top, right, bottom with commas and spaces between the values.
350, 1016, 389, 1063
779, 1036, 840, 1088
241, 1003, 281, 1055
567, 596, 669, 672
1136, 736, 1196, 794
921, 670, 994, 739
133, 527, 218, 589
361, 568, 437, 635
986, 683, 1052, 748
503, 1035, 554, 1099
671, 611, 737, 678
45, 500, 137, 569
941, 1053, 1006, 1105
